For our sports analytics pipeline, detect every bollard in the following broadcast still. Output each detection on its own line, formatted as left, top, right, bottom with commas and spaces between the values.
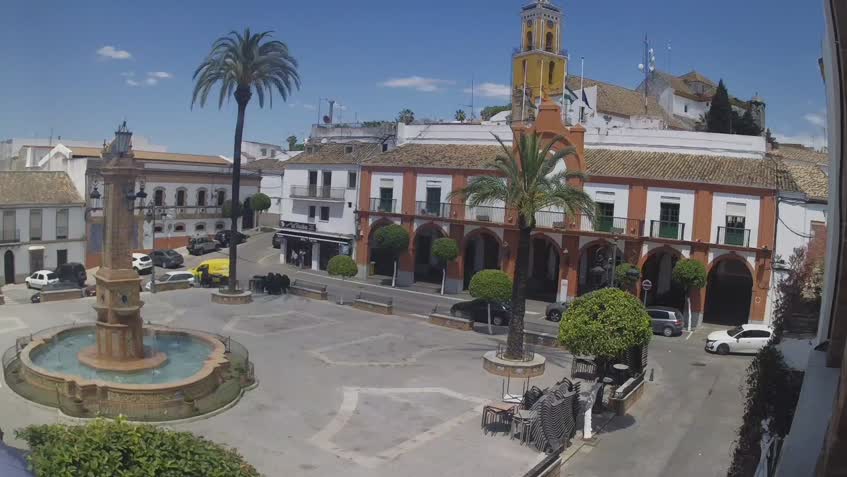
649, 368, 654, 382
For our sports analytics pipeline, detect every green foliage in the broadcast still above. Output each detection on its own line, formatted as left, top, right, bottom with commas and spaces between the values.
327, 255, 357, 279
772, 247, 823, 341
765, 128, 778, 148
468, 269, 513, 303
454, 109, 467, 122
481, 104, 511, 120
558, 288, 652, 359
373, 224, 410, 256
361, 120, 393, 128
286, 135, 297, 150
396, 109, 415, 125
705, 79, 732, 134
16, 418, 260, 477
671, 258, 707, 290
728, 345, 803, 477
615, 262, 640, 289
250, 192, 271, 212
432, 238, 459, 264
222, 199, 241, 218
732, 108, 762, 136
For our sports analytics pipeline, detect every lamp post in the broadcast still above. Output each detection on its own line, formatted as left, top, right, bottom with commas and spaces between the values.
144, 200, 167, 293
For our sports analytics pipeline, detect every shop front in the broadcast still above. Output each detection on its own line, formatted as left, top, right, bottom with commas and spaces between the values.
277, 221, 353, 271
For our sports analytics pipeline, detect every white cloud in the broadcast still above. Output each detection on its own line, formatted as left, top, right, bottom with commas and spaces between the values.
148, 71, 172, 79
380, 76, 454, 92
302, 104, 316, 111
774, 132, 828, 150
97, 45, 132, 60
803, 112, 826, 128
145, 77, 158, 86
126, 79, 140, 87
464, 82, 511, 98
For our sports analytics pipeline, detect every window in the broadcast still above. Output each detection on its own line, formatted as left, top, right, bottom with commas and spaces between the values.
30, 209, 42, 241
525, 30, 533, 50
548, 61, 555, 84
216, 190, 226, 206
378, 184, 394, 212
648, 310, 668, 320
195, 223, 206, 231
1, 210, 15, 242
749, 330, 772, 339
425, 186, 441, 214
270, 149, 276, 158
260, 148, 267, 156
579, 107, 585, 123
657, 202, 681, 239
154, 189, 165, 206
56, 208, 69, 239
382, 143, 389, 152
174, 223, 185, 232
308, 205, 316, 221
197, 189, 207, 207
320, 206, 330, 222
684, 104, 688, 113
56, 249, 67, 267
154, 225, 164, 233
344, 145, 354, 154
348, 171, 357, 189
724, 202, 747, 246
545, 31, 554, 51
215, 222, 226, 230
176, 189, 186, 207
594, 202, 615, 232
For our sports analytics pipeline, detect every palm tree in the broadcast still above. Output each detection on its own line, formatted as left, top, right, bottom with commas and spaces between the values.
455, 109, 467, 122
192, 29, 299, 293
450, 132, 594, 359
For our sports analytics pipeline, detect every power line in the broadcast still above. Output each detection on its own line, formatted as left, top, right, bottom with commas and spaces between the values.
777, 215, 814, 239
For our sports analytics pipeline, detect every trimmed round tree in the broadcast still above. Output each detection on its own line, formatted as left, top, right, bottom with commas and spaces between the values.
615, 262, 641, 292
221, 199, 241, 218
327, 255, 357, 280
373, 224, 410, 287
469, 269, 513, 333
558, 288, 652, 374
250, 192, 271, 227
672, 258, 707, 330
432, 237, 459, 295
16, 418, 259, 477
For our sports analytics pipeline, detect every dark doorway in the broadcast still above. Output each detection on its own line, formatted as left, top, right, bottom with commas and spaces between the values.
369, 224, 396, 278
641, 250, 685, 310
528, 237, 560, 301
4, 250, 14, 284
287, 237, 312, 268
318, 242, 339, 271
241, 197, 254, 229
414, 227, 445, 283
29, 249, 43, 274
463, 233, 500, 289
57, 249, 68, 267
704, 259, 753, 326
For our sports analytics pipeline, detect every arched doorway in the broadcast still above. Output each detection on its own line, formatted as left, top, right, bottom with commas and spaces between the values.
4, 250, 14, 284
640, 248, 685, 310
413, 224, 446, 284
369, 221, 397, 278
578, 241, 623, 295
528, 235, 560, 301
463, 230, 500, 289
704, 257, 753, 326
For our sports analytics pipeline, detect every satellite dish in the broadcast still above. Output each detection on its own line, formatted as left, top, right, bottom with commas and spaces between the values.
320, 138, 328, 144
322, 115, 331, 124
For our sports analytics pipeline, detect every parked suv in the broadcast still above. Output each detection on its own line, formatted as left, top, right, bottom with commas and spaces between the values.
187, 237, 218, 256
450, 299, 512, 326
646, 306, 685, 337
54, 262, 87, 287
545, 301, 570, 322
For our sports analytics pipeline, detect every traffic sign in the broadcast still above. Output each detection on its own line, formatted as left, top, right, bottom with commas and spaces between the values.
641, 279, 652, 291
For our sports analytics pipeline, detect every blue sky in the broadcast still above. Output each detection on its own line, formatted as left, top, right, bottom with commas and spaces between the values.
0, 0, 827, 155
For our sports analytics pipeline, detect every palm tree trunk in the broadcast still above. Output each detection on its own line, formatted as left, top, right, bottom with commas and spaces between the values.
228, 87, 251, 293
506, 222, 533, 359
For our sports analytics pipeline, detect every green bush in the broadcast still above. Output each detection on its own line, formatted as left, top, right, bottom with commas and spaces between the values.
222, 199, 241, 218
615, 262, 640, 289
327, 255, 357, 279
558, 288, 651, 359
250, 192, 271, 212
432, 238, 459, 263
373, 224, 410, 256
671, 258, 707, 290
16, 418, 260, 477
468, 269, 512, 303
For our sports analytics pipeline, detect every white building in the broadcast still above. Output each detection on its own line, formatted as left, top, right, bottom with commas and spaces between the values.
240, 140, 301, 163
0, 171, 86, 284
2, 136, 166, 171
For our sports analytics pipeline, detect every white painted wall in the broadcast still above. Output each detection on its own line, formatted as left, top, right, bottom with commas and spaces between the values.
414, 174, 453, 203
584, 128, 766, 159
673, 94, 709, 120
368, 171, 404, 212
645, 187, 695, 241
583, 183, 630, 219
710, 193, 761, 246
775, 200, 828, 262
280, 165, 359, 236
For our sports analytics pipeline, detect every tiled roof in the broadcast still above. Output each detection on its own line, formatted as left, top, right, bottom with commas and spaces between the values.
584, 149, 794, 190
243, 158, 288, 172
0, 171, 83, 205
363, 144, 501, 169
69, 146, 229, 165
679, 71, 717, 87
653, 70, 748, 108
285, 143, 381, 166
769, 145, 829, 166
782, 163, 828, 201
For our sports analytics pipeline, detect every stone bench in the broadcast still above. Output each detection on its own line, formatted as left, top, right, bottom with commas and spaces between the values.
352, 293, 393, 315
41, 289, 83, 303
523, 330, 564, 349
428, 312, 473, 331
608, 375, 646, 416
290, 280, 328, 300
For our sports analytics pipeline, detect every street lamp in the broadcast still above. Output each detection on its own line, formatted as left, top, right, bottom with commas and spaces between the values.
144, 200, 168, 293
113, 121, 133, 155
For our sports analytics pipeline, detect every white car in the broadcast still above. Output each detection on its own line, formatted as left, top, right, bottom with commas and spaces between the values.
145, 271, 195, 291
25, 270, 59, 289
705, 324, 774, 355
132, 253, 153, 274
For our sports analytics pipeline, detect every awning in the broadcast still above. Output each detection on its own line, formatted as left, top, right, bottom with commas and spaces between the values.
27, 246, 45, 251
278, 229, 353, 245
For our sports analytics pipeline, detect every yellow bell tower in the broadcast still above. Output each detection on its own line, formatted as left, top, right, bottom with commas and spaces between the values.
512, 0, 568, 121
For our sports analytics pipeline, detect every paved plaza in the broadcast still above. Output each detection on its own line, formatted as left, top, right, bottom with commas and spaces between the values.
0, 289, 575, 477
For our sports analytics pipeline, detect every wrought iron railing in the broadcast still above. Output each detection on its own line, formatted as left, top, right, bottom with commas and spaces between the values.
717, 226, 751, 247
0, 228, 20, 243
465, 205, 506, 223
290, 185, 346, 200
415, 201, 452, 218
535, 210, 567, 229
574, 215, 641, 236
649, 220, 686, 240
370, 198, 397, 213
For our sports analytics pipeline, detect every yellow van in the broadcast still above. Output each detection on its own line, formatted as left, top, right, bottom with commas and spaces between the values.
191, 258, 230, 287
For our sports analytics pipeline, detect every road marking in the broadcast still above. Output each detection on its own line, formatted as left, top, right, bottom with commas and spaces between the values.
410, 313, 428, 319
525, 311, 540, 316
257, 251, 281, 265
685, 330, 695, 340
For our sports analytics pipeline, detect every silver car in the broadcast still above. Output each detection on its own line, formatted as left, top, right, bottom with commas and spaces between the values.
545, 301, 570, 322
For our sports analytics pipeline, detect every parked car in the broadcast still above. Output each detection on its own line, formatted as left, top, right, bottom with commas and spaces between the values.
190, 258, 230, 287
30, 281, 82, 303
450, 299, 512, 326
187, 237, 218, 256
54, 262, 86, 287
215, 230, 247, 247
646, 306, 685, 337
25, 270, 59, 290
705, 324, 774, 355
272, 231, 283, 249
545, 301, 570, 322
145, 271, 195, 291
132, 253, 153, 274
149, 249, 184, 268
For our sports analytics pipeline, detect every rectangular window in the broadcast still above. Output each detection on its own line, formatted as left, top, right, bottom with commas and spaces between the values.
684, 104, 688, 113
344, 145, 354, 154
594, 202, 615, 233
216, 190, 225, 206
382, 143, 389, 152
56, 208, 69, 239
348, 172, 357, 189
308, 205, 316, 220
197, 190, 206, 207
56, 249, 67, 267
657, 202, 681, 239
154, 189, 165, 206
320, 206, 330, 222
2, 210, 16, 242
30, 209, 42, 241
308, 170, 318, 197
176, 190, 186, 207
379, 187, 394, 212
425, 187, 441, 214
724, 202, 747, 246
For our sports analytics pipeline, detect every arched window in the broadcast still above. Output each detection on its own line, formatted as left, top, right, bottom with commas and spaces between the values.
196, 188, 207, 207
174, 223, 185, 232
153, 188, 165, 206
153, 224, 163, 233
194, 223, 206, 232
548, 61, 555, 84
215, 222, 226, 230
216, 190, 226, 206
176, 188, 187, 207
545, 32, 554, 51
525, 30, 533, 50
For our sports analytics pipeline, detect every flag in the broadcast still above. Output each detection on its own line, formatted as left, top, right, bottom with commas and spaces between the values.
581, 89, 592, 110
565, 86, 578, 103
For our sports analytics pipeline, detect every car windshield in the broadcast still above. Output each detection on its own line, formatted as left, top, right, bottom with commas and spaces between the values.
45, 272, 57, 280
727, 326, 744, 337
165, 250, 180, 257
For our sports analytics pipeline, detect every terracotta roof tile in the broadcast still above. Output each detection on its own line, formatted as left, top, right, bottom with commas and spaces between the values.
0, 171, 83, 205
783, 163, 828, 201
363, 144, 501, 169
566, 76, 689, 129
70, 146, 229, 165
243, 158, 288, 172
285, 143, 381, 166
768, 145, 829, 166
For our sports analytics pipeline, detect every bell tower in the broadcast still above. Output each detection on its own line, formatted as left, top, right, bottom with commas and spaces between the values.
512, 0, 569, 122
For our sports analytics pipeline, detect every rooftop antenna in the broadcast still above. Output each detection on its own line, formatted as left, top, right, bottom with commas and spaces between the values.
461, 75, 476, 121
637, 34, 656, 112
667, 41, 672, 72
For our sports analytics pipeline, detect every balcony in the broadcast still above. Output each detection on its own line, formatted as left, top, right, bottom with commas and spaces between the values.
465, 205, 506, 224
574, 215, 642, 236
290, 185, 346, 201
415, 201, 453, 219
535, 210, 567, 229
649, 220, 686, 240
172, 206, 222, 219
0, 229, 20, 244
717, 226, 751, 247
370, 198, 397, 214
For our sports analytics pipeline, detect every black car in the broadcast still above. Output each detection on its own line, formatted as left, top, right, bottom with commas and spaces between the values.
54, 262, 86, 287
150, 249, 185, 268
31, 281, 82, 303
450, 299, 512, 326
215, 230, 247, 247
